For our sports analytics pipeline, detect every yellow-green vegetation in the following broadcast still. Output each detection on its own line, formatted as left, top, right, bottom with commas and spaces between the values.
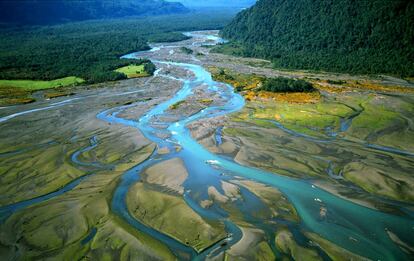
311, 78, 414, 95
209, 66, 265, 92
233, 89, 414, 152
345, 80, 414, 94
198, 98, 213, 105
335, 93, 414, 151
0, 76, 84, 90
115, 65, 149, 78
349, 107, 398, 137
342, 162, 414, 202
209, 66, 319, 103
221, 102, 414, 203
246, 100, 355, 137
0, 86, 35, 105
169, 100, 186, 110
127, 183, 226, 252
275, 229, 322, 261
256, 91, 321, 103
0, 76, 84, 105
216, 77, 414, 204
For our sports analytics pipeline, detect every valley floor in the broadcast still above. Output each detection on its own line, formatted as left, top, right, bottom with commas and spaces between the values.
0, 31, 413, 261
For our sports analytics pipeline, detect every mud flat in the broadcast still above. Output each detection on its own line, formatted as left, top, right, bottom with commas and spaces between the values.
0, 138, 167, 260
127, 181, 226, 252
0, 67, 182, 260
143, 158, 188, 194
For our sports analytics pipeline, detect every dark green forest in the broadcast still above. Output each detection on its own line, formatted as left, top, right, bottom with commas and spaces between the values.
217, 0, 414, 76
0, 0, 188, 25
0, 11, 234, 84
261, 77, 314, 93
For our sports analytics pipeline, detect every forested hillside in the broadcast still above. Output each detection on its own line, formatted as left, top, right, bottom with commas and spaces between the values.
0, 0, 188, 25
0, 12, 233, 83
169, 0, 256, 7
219, 0, 414, 76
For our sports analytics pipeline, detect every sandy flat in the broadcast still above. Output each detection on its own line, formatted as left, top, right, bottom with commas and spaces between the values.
144, 157, 188, 194
208, 186, 229, 203
221, 181, 241, 200
226, 226, 275, 260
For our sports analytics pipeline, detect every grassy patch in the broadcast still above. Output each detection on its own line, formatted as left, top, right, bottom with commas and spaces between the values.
115, 65, 148, 78
198, 99, 213, 105
347, 98, 402, 140
256, 91, 320, 103
251, 101, 354, 136
0, 76, 84, 105
169, 100, 186, 110
0, 76, 84, 91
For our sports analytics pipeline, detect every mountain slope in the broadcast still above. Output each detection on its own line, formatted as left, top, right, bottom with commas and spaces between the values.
170, 0, 256, 7
220, 0, 414, 76
0, 0, 189, 25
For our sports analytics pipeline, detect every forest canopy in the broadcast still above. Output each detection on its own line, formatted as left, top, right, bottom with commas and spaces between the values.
261, 78, 314, 93
0, 0, 188, 25
0, 11, 234, 84
218, 0, 414, 76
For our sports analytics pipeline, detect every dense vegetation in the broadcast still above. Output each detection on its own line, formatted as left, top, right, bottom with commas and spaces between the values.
171, 0, 255, 8
0, 0, 188, 25
261, 78, 314, 93
211, 66, 314, 93
0, 12, 234, 84
218, 0, 414, 76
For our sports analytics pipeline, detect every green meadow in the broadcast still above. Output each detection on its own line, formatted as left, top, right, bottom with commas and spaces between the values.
0, 76, 84, 91
115, 65, 148, 78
